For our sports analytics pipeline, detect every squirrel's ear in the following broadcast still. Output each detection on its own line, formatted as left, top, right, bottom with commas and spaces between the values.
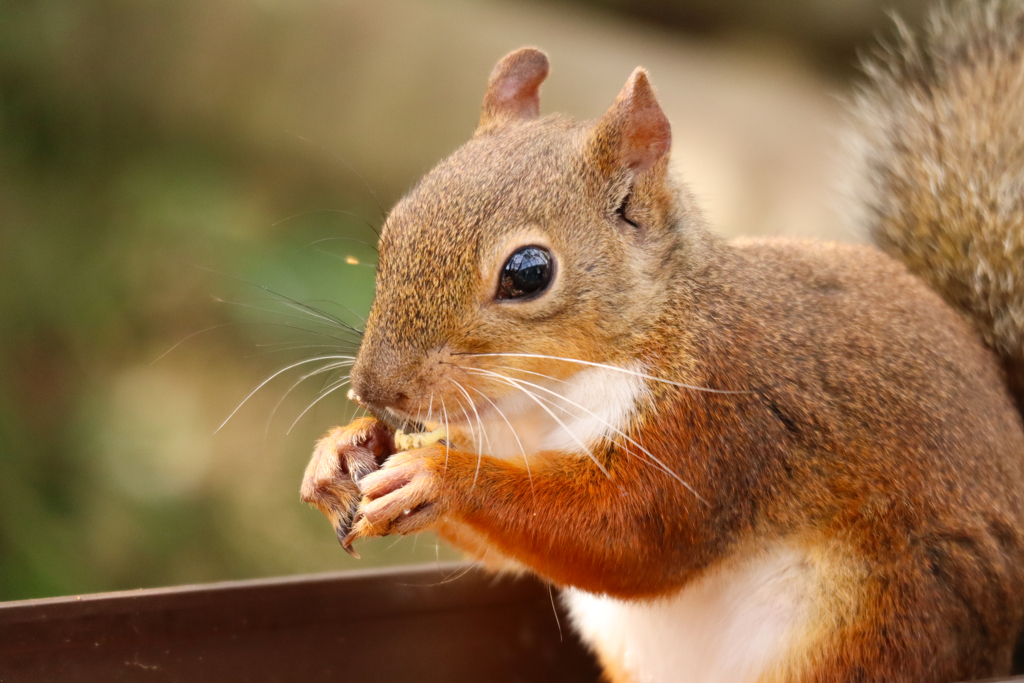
592, 68, 671, 173
478, 48, 550, 131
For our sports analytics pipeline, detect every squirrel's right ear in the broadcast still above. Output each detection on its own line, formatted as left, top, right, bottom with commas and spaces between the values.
590, 68, 671, 173
477, 48, 550, 132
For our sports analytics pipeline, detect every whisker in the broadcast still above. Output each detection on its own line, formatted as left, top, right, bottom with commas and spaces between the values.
248, 321, 361, 345
216, 354, 355, 433
471, 369, 661, 466
450, 379, 490, 489
255, 340, 342, 349
446, 384, 479, 456
283, 219, 379, 252
153, 321, 354, 365
470, 368, 703, 501
548, 582, 564, 642
411, 562, 477, 587
247, 343, 343, 358
451, 378, 490, 453
475, 362, 570, 385
301, 298, 369, 326
469, 385, 536, 507
314, 357, 352, 397
440, 397, 451, 478
152, 322, 243, 365
287, 376, 352, 433
266, 360, 354, 436
461, 352, 746, 394
277, 298, 354, 329
192, 264, 365, 335
212, 297, 363, 339
274, 297, 367, 335
469, 371, 609, 479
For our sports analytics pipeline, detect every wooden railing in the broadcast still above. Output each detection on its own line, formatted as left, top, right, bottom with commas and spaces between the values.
1, 564, 1022, 682
0, 564, 599, 682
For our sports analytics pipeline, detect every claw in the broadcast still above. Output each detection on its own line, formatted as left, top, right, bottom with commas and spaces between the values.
338, 508, 367, 557
341, 529, 360, 553
338, 525, 361, 558
334, 504, 362, 558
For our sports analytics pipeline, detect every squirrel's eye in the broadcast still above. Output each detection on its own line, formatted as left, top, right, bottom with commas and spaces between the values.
497, 246, 554, 301
616, 192, 638, 230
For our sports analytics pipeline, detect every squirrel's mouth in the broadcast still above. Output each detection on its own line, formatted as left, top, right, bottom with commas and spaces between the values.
388, 400, 495, 433
347, 353, 579, 451
345, 389, 429, 434
355, 395, 495, 437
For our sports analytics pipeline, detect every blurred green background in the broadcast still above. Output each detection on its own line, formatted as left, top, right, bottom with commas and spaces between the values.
0, 0, 929, 601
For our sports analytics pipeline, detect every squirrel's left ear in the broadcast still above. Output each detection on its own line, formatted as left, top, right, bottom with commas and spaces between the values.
477, 48, 550, 132
591, 68, 671, 173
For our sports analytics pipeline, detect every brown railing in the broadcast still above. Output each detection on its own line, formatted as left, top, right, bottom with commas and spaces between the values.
0, 564, 600, 682
1, 564, 1022, 682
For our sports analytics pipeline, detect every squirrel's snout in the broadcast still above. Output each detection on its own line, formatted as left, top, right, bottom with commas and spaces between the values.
349, 359, 412, 417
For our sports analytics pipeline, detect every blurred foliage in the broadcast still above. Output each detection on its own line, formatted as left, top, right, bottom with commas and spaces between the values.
557, 0, 930, 74
0, 0, 463, 601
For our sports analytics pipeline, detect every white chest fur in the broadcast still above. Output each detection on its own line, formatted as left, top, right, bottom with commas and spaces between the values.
563, 545, 817, 683
463, 362, 649, 460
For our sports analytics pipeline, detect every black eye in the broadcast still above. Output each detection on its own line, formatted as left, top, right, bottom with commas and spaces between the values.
497, 246, 554, 301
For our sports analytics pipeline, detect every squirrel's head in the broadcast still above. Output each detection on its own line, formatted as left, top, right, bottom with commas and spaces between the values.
349, 48, 701, 429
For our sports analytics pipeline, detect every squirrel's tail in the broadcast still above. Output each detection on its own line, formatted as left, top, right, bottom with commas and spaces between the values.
847, 0, 1024, 413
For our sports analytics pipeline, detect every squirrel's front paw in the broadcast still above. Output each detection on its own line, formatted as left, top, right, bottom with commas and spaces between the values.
344, 446, 447, 547
300, 417, 395, 557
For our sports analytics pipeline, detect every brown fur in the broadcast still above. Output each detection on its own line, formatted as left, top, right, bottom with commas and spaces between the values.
302, 4, 1024, 680
848, 0, 1024, 413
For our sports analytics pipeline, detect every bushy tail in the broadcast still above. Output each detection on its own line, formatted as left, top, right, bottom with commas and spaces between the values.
847, 0, 1024, 412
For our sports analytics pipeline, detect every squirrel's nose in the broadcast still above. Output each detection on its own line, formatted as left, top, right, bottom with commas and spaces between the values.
349, 361, 411, 416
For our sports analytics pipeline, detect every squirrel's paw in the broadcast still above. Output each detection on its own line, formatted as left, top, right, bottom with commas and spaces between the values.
344, 446, 447, 546
300, 417, 395, 558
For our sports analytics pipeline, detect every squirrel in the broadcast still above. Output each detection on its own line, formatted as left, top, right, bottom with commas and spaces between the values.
299, 1, 1024, 681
